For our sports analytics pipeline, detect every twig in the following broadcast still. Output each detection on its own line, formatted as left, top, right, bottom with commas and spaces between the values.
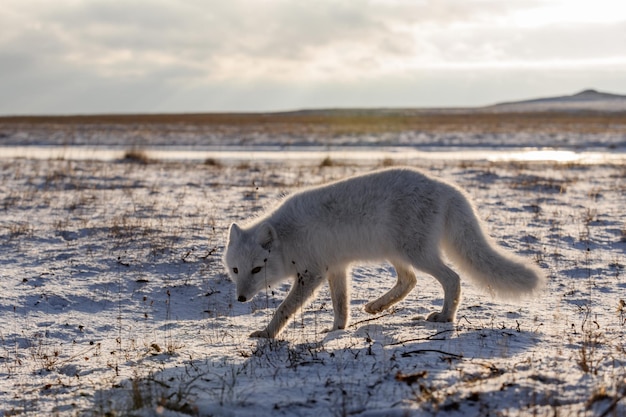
199, 245, 218, 260
385, 329, 453, 346
401, 349, 463, 359
349, 308, 401, 328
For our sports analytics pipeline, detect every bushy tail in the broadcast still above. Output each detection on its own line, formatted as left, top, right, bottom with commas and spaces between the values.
442, 194, 546, 299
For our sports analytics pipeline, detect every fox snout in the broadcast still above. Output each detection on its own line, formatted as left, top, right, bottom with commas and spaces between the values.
235, 282, 265, 303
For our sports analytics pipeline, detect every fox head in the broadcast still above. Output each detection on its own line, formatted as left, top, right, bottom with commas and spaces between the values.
223, 222, 288, 303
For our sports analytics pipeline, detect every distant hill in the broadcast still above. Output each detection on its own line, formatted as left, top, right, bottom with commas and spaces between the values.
486, 89, 626, 112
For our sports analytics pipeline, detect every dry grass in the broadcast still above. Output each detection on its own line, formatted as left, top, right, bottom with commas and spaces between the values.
2, 110, 626, 135
123, 149, 152, 164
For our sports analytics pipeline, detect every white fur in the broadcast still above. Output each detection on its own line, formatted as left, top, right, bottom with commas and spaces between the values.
223, 167, 545, 338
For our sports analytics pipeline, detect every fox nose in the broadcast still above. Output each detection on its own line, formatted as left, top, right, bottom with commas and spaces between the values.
237, 295, 247, 302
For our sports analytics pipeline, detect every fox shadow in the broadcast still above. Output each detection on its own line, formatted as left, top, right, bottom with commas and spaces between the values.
84, 318, 541, 416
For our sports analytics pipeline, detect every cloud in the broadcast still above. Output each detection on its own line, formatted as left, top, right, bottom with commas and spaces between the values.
1, 0, 543, 79
1, 0, 625, 113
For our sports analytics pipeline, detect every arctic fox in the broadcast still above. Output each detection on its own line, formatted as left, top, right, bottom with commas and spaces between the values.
224, 167, 545, 338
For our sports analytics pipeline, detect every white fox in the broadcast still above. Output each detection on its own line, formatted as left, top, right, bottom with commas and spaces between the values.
224, 167, 545, 338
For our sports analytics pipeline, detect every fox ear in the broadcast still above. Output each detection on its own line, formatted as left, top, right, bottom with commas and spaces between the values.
256, 222, 277, 250
228, 223, 242, 245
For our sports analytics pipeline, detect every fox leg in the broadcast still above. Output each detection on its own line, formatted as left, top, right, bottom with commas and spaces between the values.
250, 271, 324, 338
419, 262, 461, 322
327, 267, 349, 330
364, 262, 416, 314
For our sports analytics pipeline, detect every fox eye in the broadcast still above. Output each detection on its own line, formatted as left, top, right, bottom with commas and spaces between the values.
232, 267, 238, 274
251, 266, 262, 274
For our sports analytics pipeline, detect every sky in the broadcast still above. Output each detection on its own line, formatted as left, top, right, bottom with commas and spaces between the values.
1, 0, 626, 115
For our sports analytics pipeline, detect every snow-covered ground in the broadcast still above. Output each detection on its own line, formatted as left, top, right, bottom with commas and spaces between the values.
2, 123, 625, 150
1, 138, 625, 416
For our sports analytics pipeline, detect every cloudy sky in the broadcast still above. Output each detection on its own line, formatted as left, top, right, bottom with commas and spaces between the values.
1, 0, 625, 115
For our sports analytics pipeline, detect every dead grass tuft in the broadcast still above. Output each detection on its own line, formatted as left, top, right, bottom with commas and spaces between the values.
204, 158, 223, 167
123, 149, 152, 164
320, 156, 335, 167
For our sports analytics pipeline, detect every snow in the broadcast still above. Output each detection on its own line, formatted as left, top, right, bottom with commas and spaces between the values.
2, 146, 625, 165
1, 131, 625, 416
2, 127, 620, 149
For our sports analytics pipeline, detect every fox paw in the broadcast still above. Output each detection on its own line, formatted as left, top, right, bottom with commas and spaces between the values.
364, 302, 384, 314
249, 330, 272, 338
426, 312, 454, 323
322, 325, 346, 333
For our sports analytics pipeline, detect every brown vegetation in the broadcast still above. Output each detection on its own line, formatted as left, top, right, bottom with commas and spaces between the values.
2, 110, 626, 135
